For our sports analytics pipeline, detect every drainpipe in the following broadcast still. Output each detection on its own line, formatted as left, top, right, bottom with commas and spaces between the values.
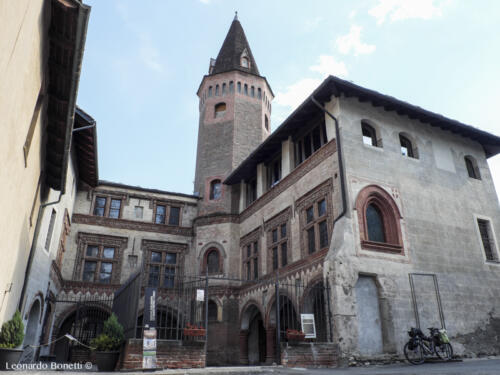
311, 96, 347, 223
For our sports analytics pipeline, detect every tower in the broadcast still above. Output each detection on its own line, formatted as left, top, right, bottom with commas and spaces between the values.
194, 14, 273, 215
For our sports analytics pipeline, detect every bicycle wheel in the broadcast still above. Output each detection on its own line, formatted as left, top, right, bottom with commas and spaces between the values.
435, 343, 453, 361
404, 341, 425, 365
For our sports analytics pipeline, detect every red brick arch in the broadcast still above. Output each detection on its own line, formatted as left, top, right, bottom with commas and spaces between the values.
355, 185, 404, 254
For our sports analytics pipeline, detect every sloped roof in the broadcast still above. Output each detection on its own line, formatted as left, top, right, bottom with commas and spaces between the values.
73, 107, 98, 187
211, 17, 259, 76
225, 75, 500, 184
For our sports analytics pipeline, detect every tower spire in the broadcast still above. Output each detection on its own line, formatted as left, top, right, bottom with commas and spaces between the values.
210, 15, 259, 76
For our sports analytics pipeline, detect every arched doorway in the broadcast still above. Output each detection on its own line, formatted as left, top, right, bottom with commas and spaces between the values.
268, 294, 300, 341
302, 281, 328, 341
23, 299, 41, 363
136, 306, 181, 340
240, 304, 266, 365
54, 306, 110, 363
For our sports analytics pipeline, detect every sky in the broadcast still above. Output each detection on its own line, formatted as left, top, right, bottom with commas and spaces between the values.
77, 0, 500, 199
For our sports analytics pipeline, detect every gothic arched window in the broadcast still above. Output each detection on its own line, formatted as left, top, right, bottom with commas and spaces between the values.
215, 84, 220, 96
222, 83, 227, 95
366, 204, 385, 243
237, 82, 241, 93
399, 134, 416, 158
229, 81, 234, 93
355, 185, 404, 254
257, 88, 262, 99
244, 84, 248, 95
207, 250, 220, 274
241, 56, 249, 68
361, 121, 378, 147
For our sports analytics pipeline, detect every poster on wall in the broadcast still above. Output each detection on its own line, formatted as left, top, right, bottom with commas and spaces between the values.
144, 287, 157, 328
301, 313, 316, 339
143, 328, 157, 369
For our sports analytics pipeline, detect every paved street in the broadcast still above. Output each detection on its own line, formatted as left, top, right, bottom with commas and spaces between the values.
8, 358, 500, 375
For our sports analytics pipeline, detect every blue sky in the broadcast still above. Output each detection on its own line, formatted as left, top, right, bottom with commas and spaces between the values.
77, 0, 500, 198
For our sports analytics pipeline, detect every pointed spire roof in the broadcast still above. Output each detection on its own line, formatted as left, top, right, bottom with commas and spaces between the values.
211, 15, 260, 76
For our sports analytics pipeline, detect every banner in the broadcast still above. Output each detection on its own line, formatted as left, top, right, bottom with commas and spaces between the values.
143, 328, 157, 369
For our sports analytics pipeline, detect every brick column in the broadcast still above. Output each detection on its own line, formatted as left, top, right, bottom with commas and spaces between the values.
265, 326, 276, 364
239, 330, 249, 365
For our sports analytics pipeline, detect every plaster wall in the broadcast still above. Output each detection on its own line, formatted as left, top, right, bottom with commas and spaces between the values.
0, 0, 50, 324
326, 95, 500, 358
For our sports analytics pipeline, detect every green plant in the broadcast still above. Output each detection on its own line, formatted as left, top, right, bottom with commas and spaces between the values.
91, 313, 124, 351
0, 311, 24, 349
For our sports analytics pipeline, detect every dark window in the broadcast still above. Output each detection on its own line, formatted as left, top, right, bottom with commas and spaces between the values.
215, 102, 226, 118
237, 82, 241, 93
264, 115, 269, 131
109, 199, 121, 218
253, 257, 258, 279
208, 86, 213, 97
281, 243, 288, 266
267, 156, 281, 188
362, 122, 378, 147
272, 247, 278, 270
319, 221, 328, 249
215, 84, 219, 96
366, 204, 386, 243
169, 207, 180, 226
244, 84, 248, 95
478, 219, 497, 261
210, 179, 222, 200
94, 197, 106, 216
147, 250, 178, 288
295, 122, 328, 166
400, 134, 415, 158
258, 88, 262, 99
307, 227, 315, 254
155, 205, 166, 224
208, 301, 218, 321
243, 240, 259, 280
246, 260, 251, 280
318, 199, 326, 217
251, 86, 255, 97
306, 206, 314, 223
465, 156, 481, 179
241, 56, 249, 68
229, 81, 234, 93
82, 245, 117, 284
222, 83, 227, 95
207, 250, 220, 274
268, 216, 289, 273
272, 229, 278, 243
246, 177, 257, 206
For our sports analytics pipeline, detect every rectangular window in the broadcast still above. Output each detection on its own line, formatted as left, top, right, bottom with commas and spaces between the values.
94, 197, 106, 216
272, 229, 278, 243
318, 199, 326, 217
148, 265, 160, 287
86, 245, 99, 257
306, 206, 314, 223
83, 261, 96, 282
81, 244, 118, 284
103, 247, 115, 259
135, 206, 144, 219
300, 187, 332, 258
280, 224, 287, 239
272, 247, 278, 270
99, 262, 113, 283
478, 219, 498, 261
253, 257, 258, 280
267, 156, 282, 188
45, 209, 57, 251
319, 220, 328, 249
246, 178, 257, 206
147, 250, 179, 288
169, 206, 181, 226
242, 238, 259, 281
164, 266, 175, 288
267, 212, 290, 273
281, 243, 288, 266
247, 260, 251, 280
156, 205, 167, 224
247, 244, 251, 258
109, 199, 121, 218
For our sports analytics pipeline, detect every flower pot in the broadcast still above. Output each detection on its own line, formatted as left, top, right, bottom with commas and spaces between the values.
286, 329, 306, 342
0, 347, 23, 370
92, 350, 120, 371
183, 328, 206, 337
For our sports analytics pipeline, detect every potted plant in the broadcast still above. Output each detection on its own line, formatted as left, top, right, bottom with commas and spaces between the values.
0, 311, 25, 370
90, 314, 124, 371
286, 329, 306, 341
183, 323, 206, 337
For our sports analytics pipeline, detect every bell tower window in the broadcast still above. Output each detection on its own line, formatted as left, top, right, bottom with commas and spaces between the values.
241, 56, 249, 68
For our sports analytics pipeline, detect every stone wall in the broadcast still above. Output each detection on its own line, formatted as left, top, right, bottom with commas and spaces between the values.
121, 339, 205, 369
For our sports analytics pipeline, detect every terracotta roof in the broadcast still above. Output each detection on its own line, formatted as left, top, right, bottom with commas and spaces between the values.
73, 107, 98, 187
225, 75, 500, 184
211, 17, 259, 76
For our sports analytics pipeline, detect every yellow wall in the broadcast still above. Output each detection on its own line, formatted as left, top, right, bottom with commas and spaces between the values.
0, 0, 50, 323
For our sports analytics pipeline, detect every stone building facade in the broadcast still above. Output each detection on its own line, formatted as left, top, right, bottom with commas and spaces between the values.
6, 11, 500, 368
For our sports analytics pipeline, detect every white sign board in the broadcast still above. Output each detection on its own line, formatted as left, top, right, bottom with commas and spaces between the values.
196, 289, 205, 302
301, 313, 316, 339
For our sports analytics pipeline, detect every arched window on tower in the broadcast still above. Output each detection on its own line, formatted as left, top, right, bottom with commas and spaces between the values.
222, 83, 227, 95
257, 88, 262, 99
209, 179, 222, 200
241, 56, 249, 68
251, 86, 255, 97
208, 86, 212, 97
244, 84, 248, 95
214, 103, 226, 118
229, 81, 234, 93
237, 82, 241, 93
264, 115, 269, 131
215, 84, 220, 96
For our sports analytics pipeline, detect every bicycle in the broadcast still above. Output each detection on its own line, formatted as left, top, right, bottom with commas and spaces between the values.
403, 327, 453, 365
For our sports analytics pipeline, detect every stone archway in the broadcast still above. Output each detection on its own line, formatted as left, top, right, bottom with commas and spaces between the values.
240, 303, 266, 365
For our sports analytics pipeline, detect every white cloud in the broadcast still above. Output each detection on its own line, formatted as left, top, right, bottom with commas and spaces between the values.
336, 25, 376, 56
309, 55, 348, 78
139, 34, 165, 74
274, 78, 323, 109
274, 56, 348, 109
369, 0, 448, 24
303, 17, 323, 32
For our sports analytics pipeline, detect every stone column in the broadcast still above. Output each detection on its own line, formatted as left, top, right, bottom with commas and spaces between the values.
239, 180, 247, 212
265, 326, 276, 364
239, 330, 249, 365
281, 136, 294, 178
